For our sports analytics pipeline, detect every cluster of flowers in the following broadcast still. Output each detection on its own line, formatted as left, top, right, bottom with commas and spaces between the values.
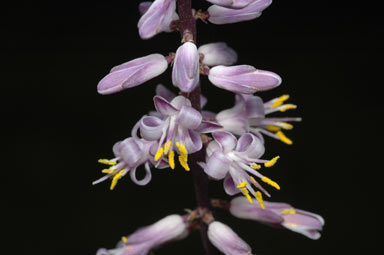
94, 1, 323, 254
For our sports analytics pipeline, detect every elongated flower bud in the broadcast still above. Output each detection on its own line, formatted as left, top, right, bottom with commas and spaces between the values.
198, 42, 238, 66
230, 197, 324, 240
208, 221, 252, 255
172, 42, 200, 92
97, 54, 168, 95
208, 65, 281, 94
208, 0, 272, 25
205, 0, 253, 9
138, 0, 177, 39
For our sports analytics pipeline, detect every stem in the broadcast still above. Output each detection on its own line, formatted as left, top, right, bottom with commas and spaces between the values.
177, 1, 221, 255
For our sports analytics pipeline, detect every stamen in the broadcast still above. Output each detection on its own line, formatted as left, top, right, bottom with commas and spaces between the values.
261, 176, 280, 190
255, 191, 265, 209
98, 159, 116, 165
237, 181, 253, 203
279, 104, 297, 112
266, 125, 281, 132
154, 147, 164, 161
176, 142, 188, 158
121, 236, 127, 243
270, 94, 290, 108
276, 131, 293, 145
281, 209, 296, 215
264, 156, 280, 167
110, 169, 125, 190
178, 156, 190, 171
279, 122, 294, 130
169, 151, 175, 169
250, 163, 261, 170
102, 168, 114, 174
176, 142, 189, 171
164, 141, 172, 155
237, 181, 247, 189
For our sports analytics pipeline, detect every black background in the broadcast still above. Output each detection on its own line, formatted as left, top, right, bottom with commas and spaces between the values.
4, 0, 382, 254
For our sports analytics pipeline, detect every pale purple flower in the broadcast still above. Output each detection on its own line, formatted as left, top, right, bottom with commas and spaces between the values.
198, 42, 238, 67
202, 131, 282, 205
97, 54, 168, 95
155, 84, 208, 109
208, 221, 252, 255
207, 0, 272, 25
96, 214, 188, 255
140, 95, 221, 170
172, 42, 200, 92
138, 0, 177, 39
216, 94, 301, 144
93, 133, 168, 189
208, 65, 281, 94
230, 196, 325, 240
205, 0, 254, 9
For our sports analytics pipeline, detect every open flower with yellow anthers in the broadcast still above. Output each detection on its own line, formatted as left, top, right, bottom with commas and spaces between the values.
139, 95, 222, 171
216, 94, 301, 145
201, 131, 281, 208
229, 196, 325, 240
93, 137, 168, 190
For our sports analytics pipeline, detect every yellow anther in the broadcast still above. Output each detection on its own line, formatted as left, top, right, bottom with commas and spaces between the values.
110, 169, 125, 190
164, 141, 172, 155
237, 181, 248, 189
266, 125, 281, 132
168, 151, 175, 169
255, 191, 265, 209
250, 163, 261, 170
178, 156, 190, 171
264, 156, 280, 167
282, 209, 296, 215
243, 189, 253, 204
270, 94, 290, 108
154, 147, 164, 161
102, 168, 114, 174
98, 159, 116, 165
121, 236, 128, 243
176, 142, 188, 158
250, 176, 258, 184
280, 122, 294, 130
279, 104, 297, 112
276, 131, 293, 145
261, 176, 280, 190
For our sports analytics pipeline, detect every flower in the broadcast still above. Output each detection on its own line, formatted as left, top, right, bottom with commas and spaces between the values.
198, 42, 238, 67
208, 65, 281, 94
96, 214, 188, 255
97, 54, 168, 95
205, 0, 254, 9
208, 221, 252, 255
216, 94, 301, 144
202, 131, 282, 207
93, 134, 168, 190
207, 0, 273, 25
140, 95, 222, 171
155, 84, 208, 109
137, 0, 178, 39
230, 196, 325, 240
172, 42, 200, 92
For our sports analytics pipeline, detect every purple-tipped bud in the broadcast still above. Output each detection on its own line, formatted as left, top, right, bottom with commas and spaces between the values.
208, 65, 281, 94
208, 221, 252, 255
230, 197, 325, 240
208, 0, 272, 25
139, 2, 153, 14
96, 215, 188, 255
138, 0, 177, 39
172, 42, 200, 92
198, 42, 238, 67
97, 54, 168, 95
205, 0, 253, 9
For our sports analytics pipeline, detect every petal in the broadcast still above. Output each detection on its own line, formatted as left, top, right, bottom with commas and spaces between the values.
172, 42, 200, 92
206, 140, 221, 158
170, 95, 191, 109
205, 0, 253, 9
202, 110, 217, 120
112, 141, 122, 158
216, 96, 248, 135
283, 213, 324, 230
204, 151, 231, 180
245, 95, 265, 118
223, 175, 241, 195
179, 129, 202, 154
195, 120, 222, 133
176, 105, 202, 129
154, 95, 179, 116
200, 94, 208, 109
139, 116, 164, 140
155, 84, 176, 102
139, 1, 153, 15
235, 133, 265, 159
212, 131, 237, 153
119, 138, 143, 167
198, 42, 238, 67
129, 163, 152, 186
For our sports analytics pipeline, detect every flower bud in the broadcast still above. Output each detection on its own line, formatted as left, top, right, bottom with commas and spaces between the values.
208, 0, 272, 25
230, 197, 324, 240
198, 42, 238, 67
172, 42, 200, 92
138, 0, 177, 39
97, 54, 168, 95
208, 65, 281, 94
139, 2, 153, 15
205, 0, 253, 9
208, 221, 252, 255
